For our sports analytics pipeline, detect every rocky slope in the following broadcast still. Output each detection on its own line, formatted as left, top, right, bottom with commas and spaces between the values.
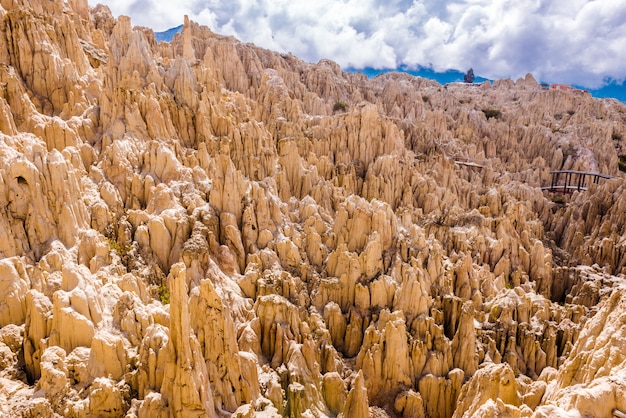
0, 1, 625, 417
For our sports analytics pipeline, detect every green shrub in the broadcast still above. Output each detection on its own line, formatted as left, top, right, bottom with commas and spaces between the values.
157, 284, 170, 305
106, 237, 130, 256
612, 131, 622, 141
482, 109, 501, 119
333, 101, 348, 112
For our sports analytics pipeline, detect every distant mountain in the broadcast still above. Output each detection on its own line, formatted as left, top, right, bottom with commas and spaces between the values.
347, 66, 626, 103
154, 24, 183, 42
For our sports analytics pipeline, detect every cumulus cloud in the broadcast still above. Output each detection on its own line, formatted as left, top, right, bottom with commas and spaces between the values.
92, 0, 626, 87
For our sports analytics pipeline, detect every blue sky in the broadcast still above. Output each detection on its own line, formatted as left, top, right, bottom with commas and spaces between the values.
93, 0, 626, 93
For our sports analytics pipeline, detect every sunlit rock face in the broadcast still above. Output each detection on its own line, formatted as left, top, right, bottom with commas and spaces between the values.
0, 1, 625, 417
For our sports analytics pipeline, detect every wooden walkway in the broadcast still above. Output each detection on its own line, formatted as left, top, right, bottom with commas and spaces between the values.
452, 156, 485, 168
542, 170, 613, 193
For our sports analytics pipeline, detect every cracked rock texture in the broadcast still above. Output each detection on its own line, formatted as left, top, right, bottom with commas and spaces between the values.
0, 1, 626, 417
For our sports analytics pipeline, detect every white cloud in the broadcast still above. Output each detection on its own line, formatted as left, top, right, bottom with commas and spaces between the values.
91, 0, 626, 87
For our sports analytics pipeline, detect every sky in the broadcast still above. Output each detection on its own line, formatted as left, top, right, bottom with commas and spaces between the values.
92, 0, 626, 90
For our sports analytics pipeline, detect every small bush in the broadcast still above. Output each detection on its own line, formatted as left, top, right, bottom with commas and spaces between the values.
333, 101, 348, 112
612, 131, 622, 141
157, 284, 170, 304
619, 155, 626, 172
482, 109, 501, 119
567, 109, 575, 116
107, 237, 130, 256
422, 95, 430, 103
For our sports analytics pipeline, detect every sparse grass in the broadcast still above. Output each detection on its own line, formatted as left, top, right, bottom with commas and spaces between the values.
332, 101, 348, 112
106, 237, 130, 256
482, 108, 501, 119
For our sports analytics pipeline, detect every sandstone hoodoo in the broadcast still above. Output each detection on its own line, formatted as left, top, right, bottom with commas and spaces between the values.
0, 1, 625, 417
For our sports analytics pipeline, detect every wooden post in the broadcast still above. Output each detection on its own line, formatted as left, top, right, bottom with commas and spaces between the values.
577, 173, 584, 191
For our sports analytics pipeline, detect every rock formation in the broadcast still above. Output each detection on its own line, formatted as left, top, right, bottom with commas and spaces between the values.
0, 0, 625, 417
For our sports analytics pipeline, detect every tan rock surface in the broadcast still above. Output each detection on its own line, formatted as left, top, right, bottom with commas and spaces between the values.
0, 0, 625, 417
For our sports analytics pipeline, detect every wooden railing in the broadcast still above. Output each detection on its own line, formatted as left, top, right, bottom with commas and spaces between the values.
542, 170, 614, 193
